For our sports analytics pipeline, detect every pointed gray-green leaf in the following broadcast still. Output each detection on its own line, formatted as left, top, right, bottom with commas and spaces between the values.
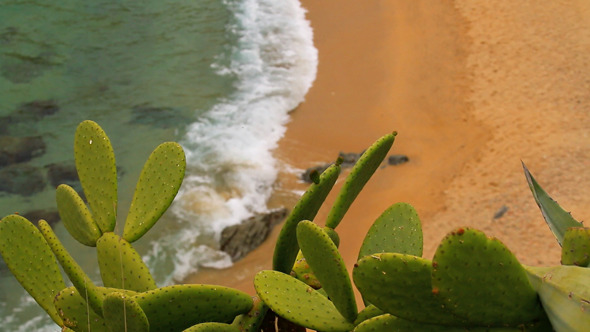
358, 202, 422, 259
123, 142, 186, 243
38, 220, 103, 317
254, 270, 354, 332
273, 162, 341, 273
74, 120, 118, 233
96, 232, 157, 292
561, 227, 590, 267
56, 184, 102, 246
54, 286, 108, 332
526, 265, 590, 331
325, 132, 396, 229
523, 162, 582, 245
353, 253, 465, 325
297, 220, 357, 322
432, 228, 543, 326
184, 323, 239, 332
133, 284, 253, 331
103, 292, 149, 332
0, 215, 65, 326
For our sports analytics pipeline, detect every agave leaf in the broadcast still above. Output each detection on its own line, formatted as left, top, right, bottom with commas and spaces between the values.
522, 162, 582, 245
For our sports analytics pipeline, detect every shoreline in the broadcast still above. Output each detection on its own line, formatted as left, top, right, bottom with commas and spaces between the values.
187, 0, 590, 299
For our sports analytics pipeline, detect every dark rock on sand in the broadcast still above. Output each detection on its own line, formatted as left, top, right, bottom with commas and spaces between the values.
0, 164, 46, 196
388, 154, 409, 165
301, 151, 410, 183
0, 136, 46, 167
220, 208, 288, 262
21, 209, 60, 226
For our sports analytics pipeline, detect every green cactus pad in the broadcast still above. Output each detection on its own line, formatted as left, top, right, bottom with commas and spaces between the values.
231, 296, 268, 332
184, 323, 239, 332
0, 215, 65, 326
561, 227, 590, 267
353, 315, 534, 332
353, 253, 465, 325
297, 220, 357, 322
74, 120, 118, 233
526, 265, 590, 331
291, 250, 322, 289
56, 184, 102, 246
273, 163, 341, 273
352, 314, 397, 332
103, 292, 149, 332
354, 305, 385, 326
358, 202, 423, 259
523, 163, 582, 245
38, 220, 103, 316
325, 132, 396, 229
54, 286, 109, 332
132, 284, 252, 331
96, 232, 157, 292
123, 142, 186, 243
254, 270, 354, 332
323, 226, 340, 247
432, 228, 543, 326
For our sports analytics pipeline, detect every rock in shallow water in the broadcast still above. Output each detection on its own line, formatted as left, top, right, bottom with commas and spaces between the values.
0, 136, 46, 167
0, 164, 46, 196
220, 208, 288, 262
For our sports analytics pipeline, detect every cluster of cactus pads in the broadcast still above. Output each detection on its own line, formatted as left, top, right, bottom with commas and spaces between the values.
0, 121, 254, 331
1, 122, 589, 331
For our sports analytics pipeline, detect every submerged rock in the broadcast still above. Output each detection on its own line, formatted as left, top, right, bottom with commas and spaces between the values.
129, 104, 191, 128
0, 136, 46, 167
220, 208, 288, 262
15, 100, 60, 120
21, 209, 60, 226
0, 164, 46, 196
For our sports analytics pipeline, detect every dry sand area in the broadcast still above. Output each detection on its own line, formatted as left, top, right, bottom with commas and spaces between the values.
189, 0, 590, 297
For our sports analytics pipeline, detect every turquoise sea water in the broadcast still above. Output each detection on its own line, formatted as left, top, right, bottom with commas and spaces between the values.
0, 0, 317, 330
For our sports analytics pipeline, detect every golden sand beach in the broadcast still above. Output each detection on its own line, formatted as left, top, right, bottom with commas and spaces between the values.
189, 0, 590, 301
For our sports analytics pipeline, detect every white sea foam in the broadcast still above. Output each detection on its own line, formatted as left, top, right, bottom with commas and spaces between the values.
145, 0, 317, 284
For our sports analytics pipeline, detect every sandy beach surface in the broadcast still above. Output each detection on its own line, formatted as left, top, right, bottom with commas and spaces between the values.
188, 0, 590, 303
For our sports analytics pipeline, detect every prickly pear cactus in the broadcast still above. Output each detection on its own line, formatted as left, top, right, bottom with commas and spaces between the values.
351, 314, 397, 332
231, 296, 268, 332
561, 227, 590, 267
74, 120, 118, 233
325, 132, 396, 229
273, 162, 341, 273
291, 250, 322, 289
132, 284, 253, 331
353, 253, 465, 325
0, 214, 66, 326
123, 142, 185, 243
296, 220, 357, 322
38, 219, 103, 316
184, 322, 239, 332
102, 292, 149, 332
254, 270, 354, 332
96, 232, 157, 292
431, 228, 543, 327
358, 202, 422, 259
54, 286, 108, 332
56, 184, 102, 246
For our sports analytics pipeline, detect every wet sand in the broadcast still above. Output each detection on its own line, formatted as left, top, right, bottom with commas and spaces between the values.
188, 0, 590, 301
